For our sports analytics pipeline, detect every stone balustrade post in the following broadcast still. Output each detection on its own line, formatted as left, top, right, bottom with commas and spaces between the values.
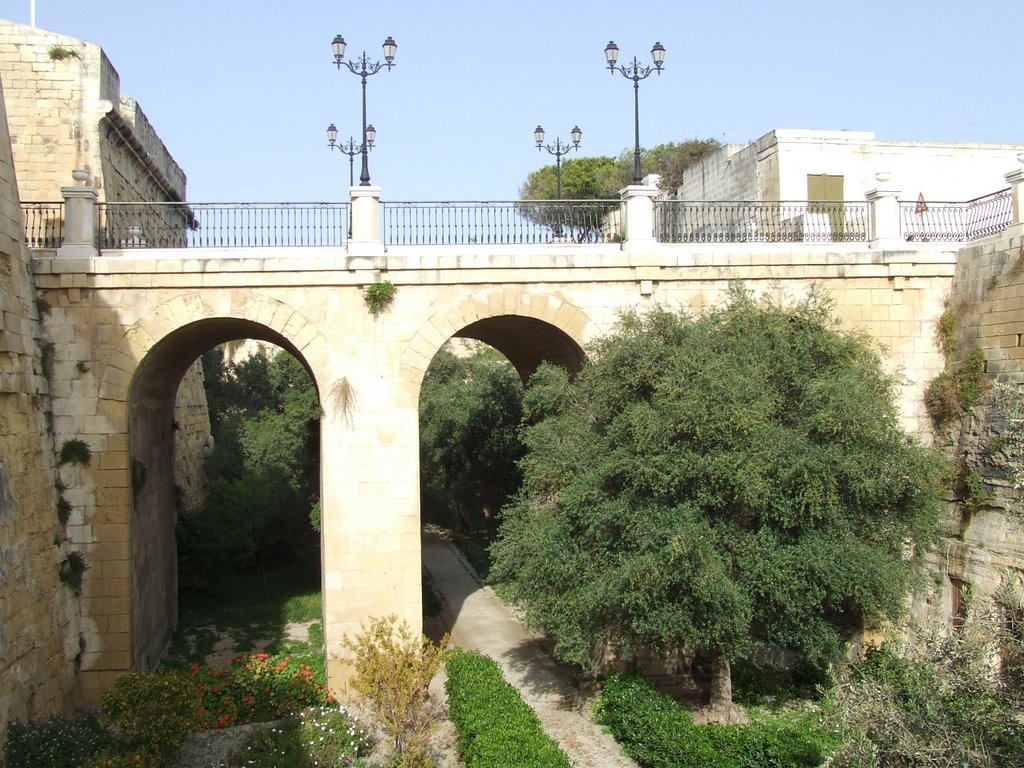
58, 169, 99, 258
866, 172, 902, 249
1004, 153, 1024, 231
349, 185, 385, 256
620, 182, 659, 250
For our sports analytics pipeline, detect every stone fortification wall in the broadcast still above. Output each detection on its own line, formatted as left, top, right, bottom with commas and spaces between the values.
909, 228, 1024, 629
0, 19, 186, 202
0, 78, 79, 747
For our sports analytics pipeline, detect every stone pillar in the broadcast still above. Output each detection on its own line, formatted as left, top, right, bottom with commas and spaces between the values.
866, 172, 902, 249
349, 185, 385, 256
320, 356, 421, 694
620, 183, 659, 251
1005, 154, 1024, 230
58, 169, 98, 258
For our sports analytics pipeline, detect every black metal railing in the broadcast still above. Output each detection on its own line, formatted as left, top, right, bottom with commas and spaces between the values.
97, 202, 350, 249
654, 200, 870, 243
21, 201, 64, 248
381, 200, 622, 245
901, 188, 1012, 242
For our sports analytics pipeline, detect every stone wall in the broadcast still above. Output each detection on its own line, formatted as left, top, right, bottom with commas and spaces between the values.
909, 227, 1024, 627
0, 77, 80, 747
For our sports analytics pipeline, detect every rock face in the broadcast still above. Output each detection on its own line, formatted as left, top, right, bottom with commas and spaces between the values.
909, 234, 1024, 631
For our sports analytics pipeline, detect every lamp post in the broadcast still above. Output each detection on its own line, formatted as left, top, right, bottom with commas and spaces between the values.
604, 40, 665, 185
327, 123, 376, 187
331, 34, 396, 186
533, 125, 582, 201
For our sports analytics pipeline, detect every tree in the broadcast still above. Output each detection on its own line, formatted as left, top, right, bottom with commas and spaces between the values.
490, 286, 946, 723
639, 138, 722, 196
518, 140, 722, 202
419, 345, 524, 537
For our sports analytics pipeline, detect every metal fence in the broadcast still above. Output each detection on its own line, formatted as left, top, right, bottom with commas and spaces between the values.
21, 201, 64, 248
901, 188, 1012, 242
20, 193, 1016, 251
654, 200, 870, 243
97, 202, 351, 249
381, 200, 623, 245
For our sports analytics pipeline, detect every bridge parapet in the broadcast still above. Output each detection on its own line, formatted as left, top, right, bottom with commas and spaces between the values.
23, 169, 1024, 254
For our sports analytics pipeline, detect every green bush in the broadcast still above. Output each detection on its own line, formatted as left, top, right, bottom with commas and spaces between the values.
98, 669, 201, 764
594, 673, 829, 768
445, 648, 572, 768
4, 714, 112, 768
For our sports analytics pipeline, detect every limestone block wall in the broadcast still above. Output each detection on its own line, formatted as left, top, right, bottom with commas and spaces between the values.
909, 227, 1024, 627
0, 78, 79, 747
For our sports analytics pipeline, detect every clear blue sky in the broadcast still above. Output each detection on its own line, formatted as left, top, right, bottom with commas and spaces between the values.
7, 0, 1022, 202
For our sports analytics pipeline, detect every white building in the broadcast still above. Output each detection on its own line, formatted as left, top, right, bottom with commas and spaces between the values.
677, 129, 1024, 204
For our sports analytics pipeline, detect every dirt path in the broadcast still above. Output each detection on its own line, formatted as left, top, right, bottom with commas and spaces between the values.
422, 531, 637, 768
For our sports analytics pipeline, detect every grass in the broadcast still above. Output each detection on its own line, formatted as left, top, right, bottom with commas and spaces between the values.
168, 557, 323, 666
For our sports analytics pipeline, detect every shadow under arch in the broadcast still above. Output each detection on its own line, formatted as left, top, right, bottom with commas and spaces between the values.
401, 288, 594, 393
129, 317, 318, 670
456, 315, 586, 384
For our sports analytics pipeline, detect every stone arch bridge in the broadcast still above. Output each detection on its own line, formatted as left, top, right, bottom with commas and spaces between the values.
28, 179, 1023, 700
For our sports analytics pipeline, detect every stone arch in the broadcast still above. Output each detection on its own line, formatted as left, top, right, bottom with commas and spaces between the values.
399, 286, 594, 392
98, 291, 334, 671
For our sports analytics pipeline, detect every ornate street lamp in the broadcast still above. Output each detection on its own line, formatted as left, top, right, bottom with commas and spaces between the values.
534, 124, 582, 201
327, 123, 376, 187
331, 34, 396, 186
604, 40, 665, 185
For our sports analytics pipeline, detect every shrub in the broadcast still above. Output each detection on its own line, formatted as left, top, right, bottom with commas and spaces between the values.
445, 648, 572, 768
4, 714, 112, 768
824, 636, 1024, 768
594, 673, 829, 768
99, 669, 201, 763
222, 705, 374, 767
343, 614, 448, 763
191, 651, 331, 729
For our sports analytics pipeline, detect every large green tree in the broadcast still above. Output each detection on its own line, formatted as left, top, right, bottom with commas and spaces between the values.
490, 286, 946, 723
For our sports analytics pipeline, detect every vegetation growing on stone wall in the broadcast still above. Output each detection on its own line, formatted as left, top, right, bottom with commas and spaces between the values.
47, 45, 80, 61
364, 280, 397, 316
58, 438, 91, 466
56, 494, 72, 525
58, 551, 87, 594
926, 348, 987, 424
39, 339, 55, 379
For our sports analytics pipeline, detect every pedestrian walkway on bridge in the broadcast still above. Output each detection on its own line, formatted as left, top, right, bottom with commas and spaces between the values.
421, 531, 637, 768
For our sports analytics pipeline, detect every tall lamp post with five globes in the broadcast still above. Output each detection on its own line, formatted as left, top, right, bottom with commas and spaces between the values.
331, 34, 396, 186
604, 40, 665, 185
